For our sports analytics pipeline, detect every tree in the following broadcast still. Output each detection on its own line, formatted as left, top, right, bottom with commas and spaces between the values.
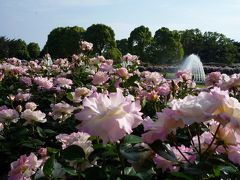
200, 32, 238, 64
116, 39, 129, 55
42, 26, 85, 58
128, 25, 152, 61
0, 36, 9, 59
180, 29, 203, 56
84, 24, 116, 55
8, 39, 30, 60
148, 27, 184, 64
27, 42, 40, 59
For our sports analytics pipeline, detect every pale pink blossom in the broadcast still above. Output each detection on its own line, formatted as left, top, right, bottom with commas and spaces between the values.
146, 90, 159, 101
51, 102, 75, 121
209, 120, 238, 145
157, 84, 171, 96
153, 154, 179, 172
205, 71, 221, 86
218, 73, 240, 90
116, 67, 129, 79
99, 62, 113, 72
72, 87, 92, 102
122, 53, 139, 64
96, 55, 105, 62
15, 92, 31, 101
89, 57, 100, 65
37, 148, 48, 157
92, 71, 109, 85
80, 41, 93, 51
25, 102, 38, 111
0, 108, 19, 123
8, 153, 42, 180
54, 77, 73, 89
75, 89, 143, 143
170, 87, 229, 124
192, 131, 214, 152
56, 132, 93, 155
20, 76, 32, 86
176, 70, 192, 81
216, 74, 231, 90
54, 58, 69, 67
142, 109, 184, 143
142, 71, 164, 85
11, 66, 27, 75
34, 77, 53, 90
213, 95, 240, 127
227, 145, 240, 165
75, 87, 92, 97
171, 145, 196, 163
21, 109, 46, 124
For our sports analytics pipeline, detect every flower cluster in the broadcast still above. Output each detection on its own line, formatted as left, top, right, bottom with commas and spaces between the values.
1, 42, 240, 179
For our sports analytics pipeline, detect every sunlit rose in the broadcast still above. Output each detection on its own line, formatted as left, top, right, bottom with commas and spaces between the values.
8, 153, 42, 180
21, 109, 46, 124
75, 89, 143, 143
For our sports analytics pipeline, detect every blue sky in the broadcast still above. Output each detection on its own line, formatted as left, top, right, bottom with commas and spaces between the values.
1, 0, 240, 49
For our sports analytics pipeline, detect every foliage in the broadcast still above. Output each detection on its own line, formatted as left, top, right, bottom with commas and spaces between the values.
117, 38, 129, 56
27, 42, 40, 59
200, 32, 238, 64
147, 27, 184, 64
128, 26, 152, 61
8, 39, 30, 60
179, 28, 204, 56
0, 36, 10, 59
84, 24, 116, 56
42, 26, 85, 58
103, 46, 122, 62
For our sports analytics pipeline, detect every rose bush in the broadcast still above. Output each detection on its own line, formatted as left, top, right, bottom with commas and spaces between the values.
1, 43, 240, 179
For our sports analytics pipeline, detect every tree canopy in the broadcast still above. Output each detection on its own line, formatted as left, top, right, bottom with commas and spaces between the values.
147, 27, 184, 64
8, 39, 30, 60
128, 25, 152, 61
42, 26, 85, 58
84, 24, 116, 55
0, 36, 9, 59
27, 42, 40, 59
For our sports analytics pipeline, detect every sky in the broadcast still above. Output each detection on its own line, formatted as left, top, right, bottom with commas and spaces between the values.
1, 0, 240, 49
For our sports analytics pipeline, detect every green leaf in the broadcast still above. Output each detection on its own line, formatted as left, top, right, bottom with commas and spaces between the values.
61, 145, 85, 161
63, 167, 78, 176
171, 172, 193, 180
66, 92, 74, 101
44, 129, 57, 135
36, 126, 45, 137
150, 141, 178, 162
219, 165, 238, 174
213, 166, 221, 177
43, 156, 55, 177
124, 167, 136, 176
120, 144, 149, 162
47, 147, 59, 154
123, 135, 142, 144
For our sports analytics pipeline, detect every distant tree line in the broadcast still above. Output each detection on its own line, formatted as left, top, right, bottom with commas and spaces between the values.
1, 24, 240, 64
0, 37, 40, 60
117, 26, 240, 65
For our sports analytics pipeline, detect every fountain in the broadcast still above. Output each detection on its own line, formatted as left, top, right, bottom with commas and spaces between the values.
179, 54, 205, 82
